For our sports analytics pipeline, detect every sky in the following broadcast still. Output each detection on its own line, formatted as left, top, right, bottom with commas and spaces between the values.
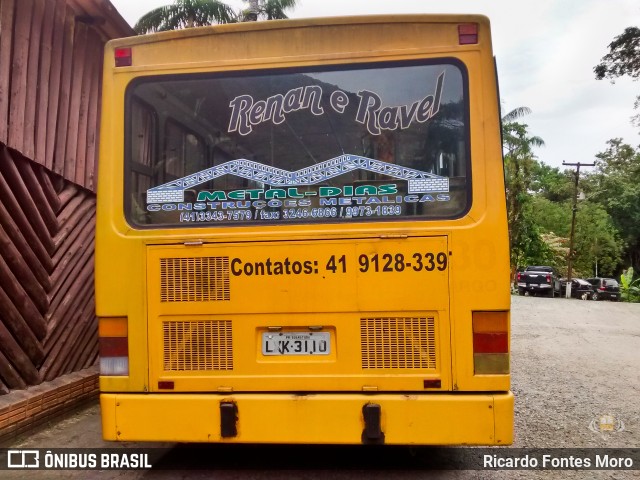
109, 0, 640, 169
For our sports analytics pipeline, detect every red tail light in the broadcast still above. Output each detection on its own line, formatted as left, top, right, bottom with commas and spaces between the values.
517, 272, 521, 281
458, 23, 478, 45
99, 337, 128, 356
472, 311, 510, 375
99, 317, 129, 376
473, 331, 509, 353
546, 274, 551, 283
599, 286, 606, 291
114, 47, 132, 67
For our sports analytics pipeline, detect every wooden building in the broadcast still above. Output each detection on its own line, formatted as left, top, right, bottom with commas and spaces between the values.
0, 0, 133, 400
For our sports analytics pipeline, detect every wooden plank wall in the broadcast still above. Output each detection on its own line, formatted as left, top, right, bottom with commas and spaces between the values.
0, 0, 133, 393
0, 142, 98, 393
0, 0, 115, 192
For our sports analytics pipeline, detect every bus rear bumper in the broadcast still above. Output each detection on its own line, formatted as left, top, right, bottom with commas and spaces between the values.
100, 392, 513, 445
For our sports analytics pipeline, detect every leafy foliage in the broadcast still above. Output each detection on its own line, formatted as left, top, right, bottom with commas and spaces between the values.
573, 202, 623, 278
240, 0, 298, 21
530, 162, 574, 203
530, 196, 569, 237
501, 110, 630, 286
594, 27, 640, 80
620, 267, 640, 302
134, 0, 298, 34
509, 199, 553, 271
135, 0, 236, 33
530, 177, 623, 278
585, 139, 640, 273
540, 232, 569, 274
501, 108, 550, 277
259, 0, 298, 20
594, 26, 640, 131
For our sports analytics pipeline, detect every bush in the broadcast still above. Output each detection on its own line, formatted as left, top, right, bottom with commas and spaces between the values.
620, 267, 640, 302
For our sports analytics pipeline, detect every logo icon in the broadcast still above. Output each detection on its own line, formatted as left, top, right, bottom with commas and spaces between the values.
146, 154, 449, 204
589, 414, 625, 438
7, 450, 39, 468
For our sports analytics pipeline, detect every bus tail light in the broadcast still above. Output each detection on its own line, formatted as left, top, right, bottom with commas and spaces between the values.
458, 24, 478, 45
472, 311, 509, 374
99, 317, 129, 376
114, 47, 132, 67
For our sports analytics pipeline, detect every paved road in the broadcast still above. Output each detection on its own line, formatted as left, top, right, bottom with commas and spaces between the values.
3, 296, 639, 479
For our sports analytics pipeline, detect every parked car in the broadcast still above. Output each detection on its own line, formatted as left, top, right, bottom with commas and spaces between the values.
586, 278, 620, 301
517, 266, 558, 297
555, 278, 594, 299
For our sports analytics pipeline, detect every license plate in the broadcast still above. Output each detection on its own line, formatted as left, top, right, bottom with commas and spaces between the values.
262, 332, 330, 356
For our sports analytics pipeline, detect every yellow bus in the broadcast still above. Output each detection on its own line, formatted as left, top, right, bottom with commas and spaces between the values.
97, 15, 512, 445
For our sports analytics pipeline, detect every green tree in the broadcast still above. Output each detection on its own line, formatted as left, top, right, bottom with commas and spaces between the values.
134, 0, 297, 34
594, 27, 640, 80
135, 0, 236, 33
243, 0, 298, 21
502, 107, 548, 276
620, 267, 640, 302
540, 232, 569, 275
530, 196, 569, 238
594, 26, 640, 128
584, 139, 640, 272
530, 160, 574, 203
530, 171, 623, 278
573, 202, 623, 278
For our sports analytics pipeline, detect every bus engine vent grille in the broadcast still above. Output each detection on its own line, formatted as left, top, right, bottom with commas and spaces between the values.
360, 317, 436, 369
160, 257, 230, 302
163, 320, 233, 371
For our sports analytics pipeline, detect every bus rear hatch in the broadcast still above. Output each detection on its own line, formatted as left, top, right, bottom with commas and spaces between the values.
146, 236, 451, 393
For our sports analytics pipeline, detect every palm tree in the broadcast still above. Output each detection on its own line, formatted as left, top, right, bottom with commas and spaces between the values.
502, 107, 545, 157
134, 0, 236, 33
259, 0, 298, 20
501, 107, 546, 280
241, 0, 298, 21
135, 0, 298, 34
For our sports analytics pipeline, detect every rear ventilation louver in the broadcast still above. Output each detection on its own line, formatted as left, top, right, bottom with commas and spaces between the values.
160, 257, 230, 302
360, 317, 436, 369
163, 320, 233, 371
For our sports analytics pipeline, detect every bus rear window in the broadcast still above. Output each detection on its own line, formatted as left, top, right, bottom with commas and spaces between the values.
125, 60, 470, 227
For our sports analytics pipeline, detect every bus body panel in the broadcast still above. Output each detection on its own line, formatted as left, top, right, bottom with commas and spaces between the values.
101, 392, 514, 445
97, 15, 511, 444
145, 237, 451, 393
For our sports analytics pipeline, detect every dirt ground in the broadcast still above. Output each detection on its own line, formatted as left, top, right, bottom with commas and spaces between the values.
3, 295, 639, 479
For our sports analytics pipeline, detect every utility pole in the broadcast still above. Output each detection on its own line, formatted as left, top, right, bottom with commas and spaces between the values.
562, 161, 595, 298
